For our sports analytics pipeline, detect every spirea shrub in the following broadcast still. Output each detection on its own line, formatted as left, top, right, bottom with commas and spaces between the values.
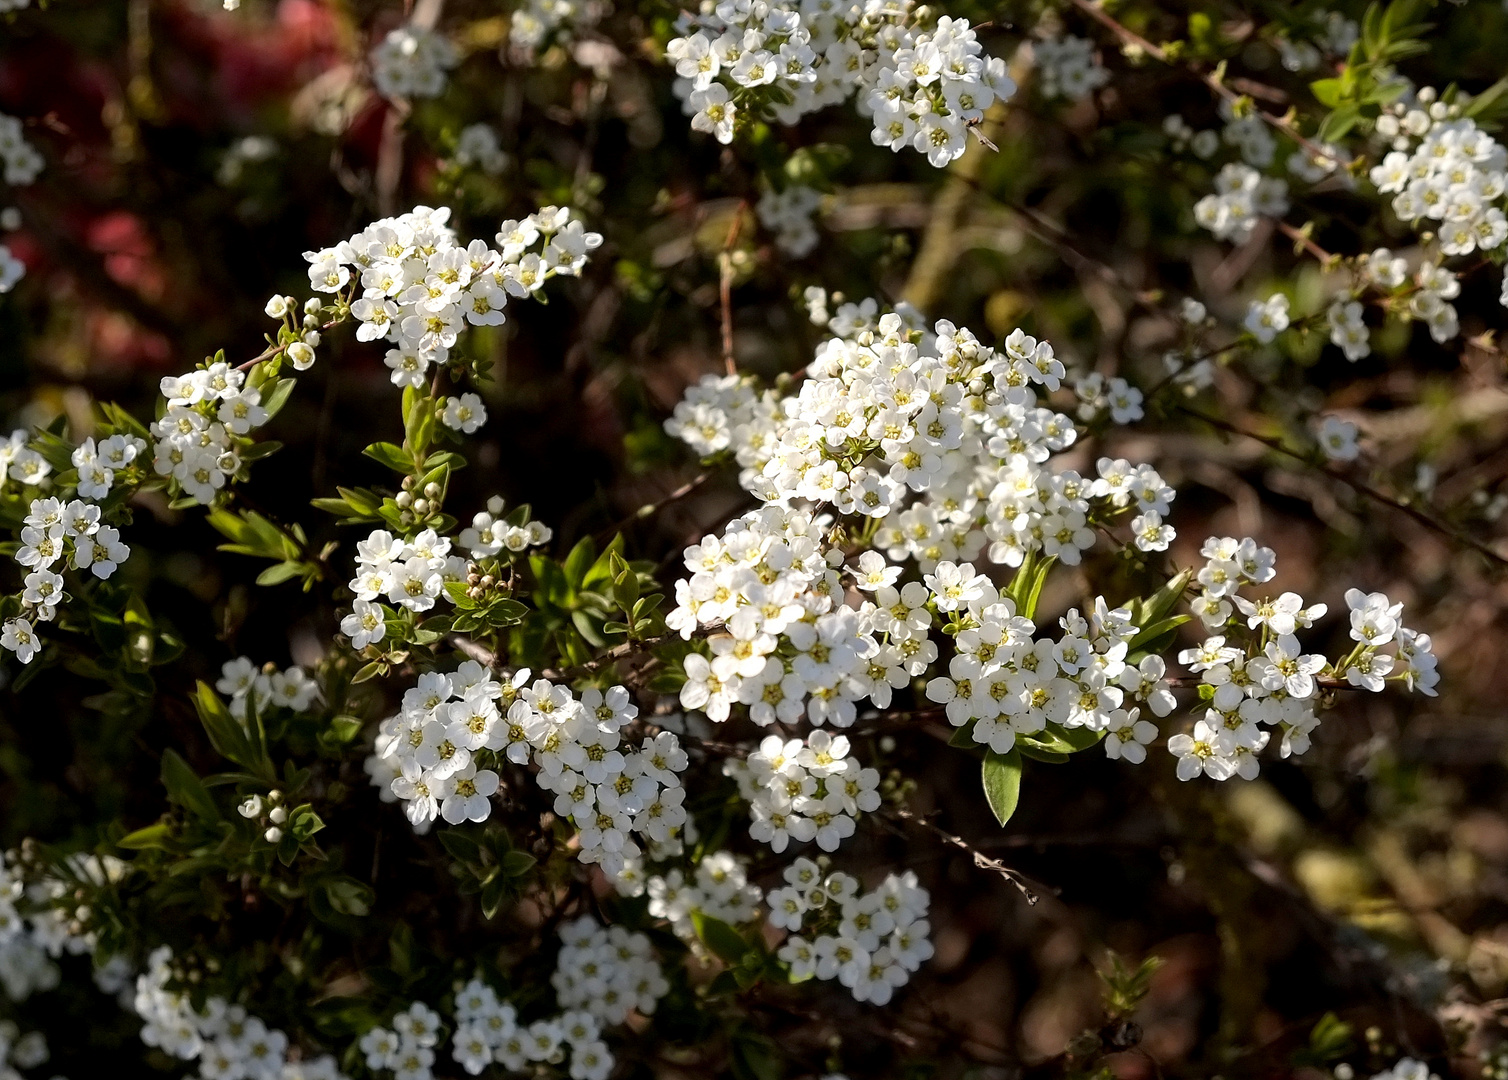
0, 0, 1505, 1077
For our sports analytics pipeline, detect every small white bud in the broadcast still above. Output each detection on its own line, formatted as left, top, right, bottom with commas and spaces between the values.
268, 806, 288, 825
264, 827, 283, 843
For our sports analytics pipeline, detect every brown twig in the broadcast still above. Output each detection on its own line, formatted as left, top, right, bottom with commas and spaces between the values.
887, 807, 1042, 905
594, 470, 714, 544
718, 203, 747, 375
1177, 403, 1508, 568
1065, 0, 1347, 166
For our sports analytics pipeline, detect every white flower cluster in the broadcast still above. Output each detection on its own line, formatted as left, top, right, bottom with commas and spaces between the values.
0, 113, 42, 187
1028, 35, 1109, 101
723, 730, 880, 852
667, 3, 1014, 167
644, 849, 762, 934
1072, 372, 1143, 425
2, 495, 132, 664
1194, 162, 1291, 243
341, 505, 554, 648
451, 124, 507, 176
457, 496, 555, 558
0, 244, 21, 293
0, 1022, 49, 1076
1327, 298, 1370, 360
1365, 1059, 1439, 1080
0, 430, 45, 489
924, 581, 1176, 760
756, 185, 823, 257
367, 918, 665, 1080
1163, 114, 1220, 160
770, 865, 931, 1006
350, 528, 469, 617
0, 855, 61, 1003
510, 0, 605, 57
370, 26, 459, 101
312, 205, 599, 392
662, 313, 1179, 733
1170, 538, 1437, 780
370, 665, 692, 880
152, 356, 280, 505
215, 656, 322, 718
135, 947, 347, 1080
549, 916, 670, 1027
1370, 89, 1508, 260
686, 315, 1175, 570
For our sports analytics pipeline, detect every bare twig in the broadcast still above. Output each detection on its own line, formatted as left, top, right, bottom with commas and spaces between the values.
887, 807, 1042, 905
1177, 403, 1508, 568
1066, 0, 1347, 166
718, 203, 747, 375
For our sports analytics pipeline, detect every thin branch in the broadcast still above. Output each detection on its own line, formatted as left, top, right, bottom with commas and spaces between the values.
886, 807, 1042, 905
594, 470, 713, 544
718, 203, 747, 375
1066, 0, 1347, 166
1177, 403, 1508, 568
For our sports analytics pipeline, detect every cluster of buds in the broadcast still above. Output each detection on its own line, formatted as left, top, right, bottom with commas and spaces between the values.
463, 561, 506, 602
395, 477, 445, 529
238, 789, 287, 844
263, 295, 327, 371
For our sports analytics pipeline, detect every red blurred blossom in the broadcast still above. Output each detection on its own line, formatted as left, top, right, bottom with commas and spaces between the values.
86, 211, 165, 302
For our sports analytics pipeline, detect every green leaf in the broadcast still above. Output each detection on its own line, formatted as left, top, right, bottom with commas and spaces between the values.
438, 830, 483, 864
1309, 78, 1344, 108
1128, 614, 1192, 654
261, 377, 298, 420
117, 822, 174, 850
691, 910, 750, 965
981, 748, 1022, 826
1133, 569, 1193, 628
363, 442, 416, 475
1317, 103, 1362, 143
1006, 553, 1056, 621
256, 561, 306, 587
500, 850, 537, 877
161, 749, 221, 822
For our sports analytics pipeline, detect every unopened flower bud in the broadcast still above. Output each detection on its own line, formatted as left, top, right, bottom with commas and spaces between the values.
268, 806, 288, 825
264, 827, 283, 843
424, 482, 441, 499
395, 492, 413, 508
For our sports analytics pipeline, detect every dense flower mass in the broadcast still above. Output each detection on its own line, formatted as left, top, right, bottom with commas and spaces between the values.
1, 0, 1498, 1074
667, 2, 1013, 165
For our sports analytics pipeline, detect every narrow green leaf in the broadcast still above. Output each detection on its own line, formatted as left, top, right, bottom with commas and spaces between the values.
981, 748, 1022, 826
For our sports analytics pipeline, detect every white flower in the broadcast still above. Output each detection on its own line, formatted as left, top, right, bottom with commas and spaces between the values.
341, 599, 387, 650
1243, 293, 1290, 344
1317, 416, 1360, 461
442, 393, 488, 434
1, 617, 38, 663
